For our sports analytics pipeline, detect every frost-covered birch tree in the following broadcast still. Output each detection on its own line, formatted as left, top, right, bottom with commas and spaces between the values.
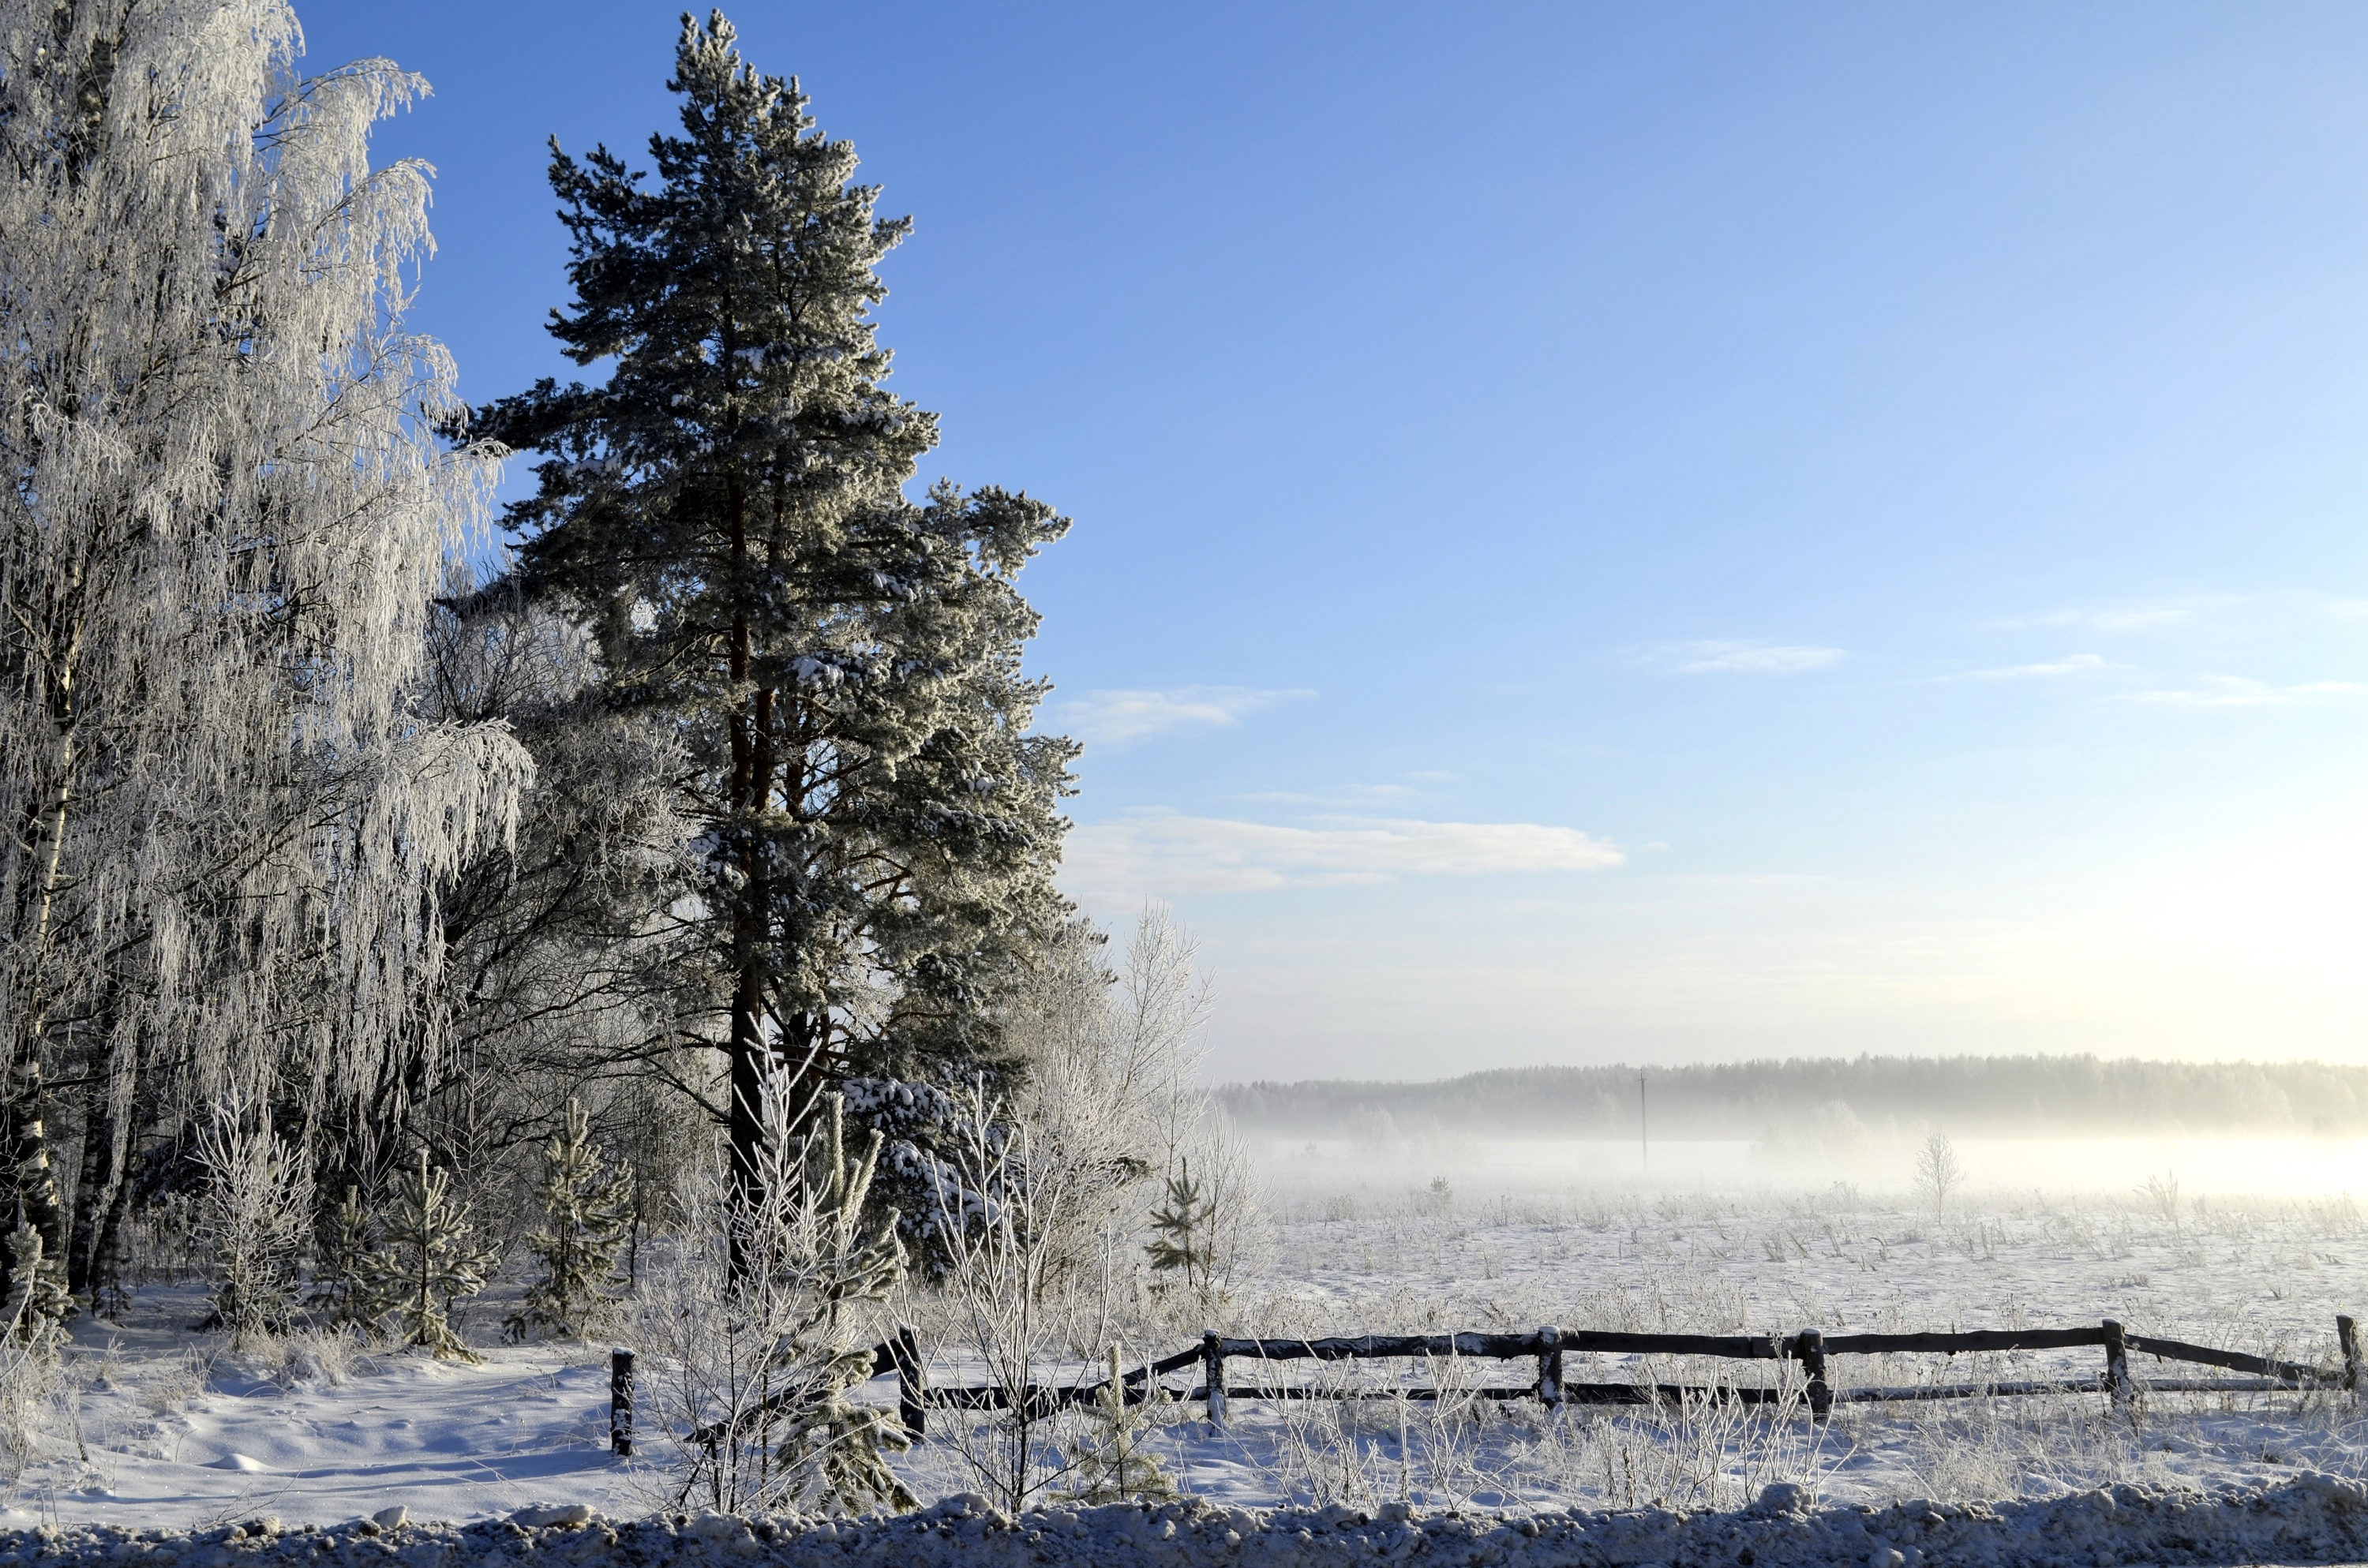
478, 12, 1073, 1241
0, 0, 526, 1315
317, 579, 692, 1222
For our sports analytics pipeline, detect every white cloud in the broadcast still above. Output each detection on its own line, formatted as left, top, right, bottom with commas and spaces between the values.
1672, 642, 1847, 675
1051, 686, 1310, 746
2128, 675, 2364, 708
1062, 812, 1624, 899
1965, 653, 2114, 679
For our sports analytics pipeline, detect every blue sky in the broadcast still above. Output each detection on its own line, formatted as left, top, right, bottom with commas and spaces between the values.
303, 1, 2368, 1082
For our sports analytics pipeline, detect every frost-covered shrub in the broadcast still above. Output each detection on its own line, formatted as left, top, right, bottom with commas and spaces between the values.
508, 1101, 632, 1342
928, 1085, 1094, 1511
998, 907, 1268, 1344
0, 1235, 67, 1485
1065, 1346, 1177, 1504
193, 1100, 314, 1346
1916, 1132, 1965, 1214
635, 1081, 912, 1517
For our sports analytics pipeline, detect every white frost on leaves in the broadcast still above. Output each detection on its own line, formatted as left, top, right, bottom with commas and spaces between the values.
0, 0, 528, 1121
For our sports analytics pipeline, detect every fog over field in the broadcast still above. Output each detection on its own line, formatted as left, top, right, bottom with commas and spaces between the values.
1223, 1055, 2368, 1200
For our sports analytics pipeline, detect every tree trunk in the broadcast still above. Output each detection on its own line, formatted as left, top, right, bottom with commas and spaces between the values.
66, 1072, 112, 1297
0, 1059, 70, 1324
727, 960, 767, 1278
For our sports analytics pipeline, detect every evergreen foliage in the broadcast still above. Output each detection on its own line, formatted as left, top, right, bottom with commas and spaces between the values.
639, 1086, 912, 1515
308, 1186, 378, 1332
0, 1070, 68, 1333
194, 1106, 314, 1345
1145, 1158, 1216, 1295
508, 1102, 634, 1342
761, 1096, 914, 1514
0, 1222, 67, 1342
476, 11, 1075, 1217
1066, 1346, 1177, 1504
364, 1153, 495, 1360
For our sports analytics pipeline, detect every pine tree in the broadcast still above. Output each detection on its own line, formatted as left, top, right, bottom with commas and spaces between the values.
507, 1102, 633, 1341
477, 12, 1075, 1239
0, 1068, 68, 1333
639, 1086, 913, 1514
1145, 1159, 1216, 1295
1067, 1346, 1178, 1503
364, 1153, 494, 1360
309, 1185, 378, 1332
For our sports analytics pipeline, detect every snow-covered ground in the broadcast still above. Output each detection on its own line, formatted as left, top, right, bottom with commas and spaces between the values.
12, 1138, 2368, 1534
21, 1481, 2368, 1568
9, 1311, 627, 1530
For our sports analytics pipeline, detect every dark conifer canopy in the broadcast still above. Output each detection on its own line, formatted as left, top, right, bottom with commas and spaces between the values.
479, 13, 1077, 1180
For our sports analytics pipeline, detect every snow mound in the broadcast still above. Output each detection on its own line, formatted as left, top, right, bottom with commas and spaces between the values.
7, 1477, 2368, 1567
204, 1454, 271, 1473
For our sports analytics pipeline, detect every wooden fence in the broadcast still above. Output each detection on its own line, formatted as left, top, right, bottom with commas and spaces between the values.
625, 1315, 2366, 1452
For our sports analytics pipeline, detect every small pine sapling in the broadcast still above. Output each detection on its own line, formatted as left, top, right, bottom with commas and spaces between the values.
507, 1101, 632, 1342
1067, 1346, 1177, 1503
762, 1096, 916, 1515
930, 1086, 1089, 1511
645, 1084, 914, 1515
308, 1185, 377, 1331
193, 1103, 315, 1347
1145, 1158, 1216, 1296
365, 1152, 495, 1360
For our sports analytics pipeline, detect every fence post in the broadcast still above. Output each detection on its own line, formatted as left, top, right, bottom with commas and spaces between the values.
892, 1324, 925, 1439
2340, 1315, 2359, 1396
609, 1347, 635, 1456
1536, 1325, 1564, 1416
1795, 1330, 1830, 1424
2101, 1319, 2130, 1409
1201, 1330, 1227, 1428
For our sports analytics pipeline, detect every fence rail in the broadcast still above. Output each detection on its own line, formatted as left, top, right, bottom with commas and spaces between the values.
624, 1313, 2366, 1454
839, 1312, 2366, 1436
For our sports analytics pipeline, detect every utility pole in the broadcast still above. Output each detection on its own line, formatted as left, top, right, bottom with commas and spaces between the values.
1639, 1070, 1648, 1174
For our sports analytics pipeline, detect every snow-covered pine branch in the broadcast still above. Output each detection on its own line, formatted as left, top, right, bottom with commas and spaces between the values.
362, 1151, 495, 1360
474, 13, 1074, 1228
193, 1096, 315, 1347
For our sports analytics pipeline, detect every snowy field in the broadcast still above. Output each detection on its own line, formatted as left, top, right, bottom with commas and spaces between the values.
10, 1134, 2368, 1540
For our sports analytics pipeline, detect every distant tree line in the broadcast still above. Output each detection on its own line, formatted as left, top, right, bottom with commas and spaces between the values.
1220, 1055, 2368, 1139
